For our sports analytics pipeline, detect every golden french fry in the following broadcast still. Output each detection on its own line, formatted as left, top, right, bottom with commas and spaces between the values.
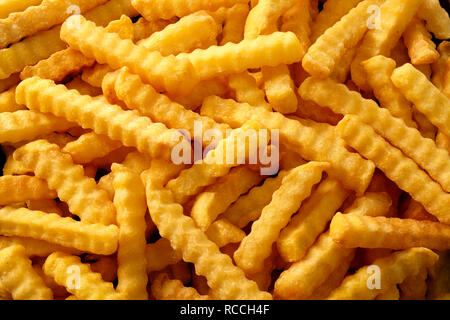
330, 213, 450, 250
399, 268, 428, 300
228, 72, 271, 110
277, 177, 350, 263
43, 252, 120, 300
220, 4, 249, 45
0, 73, 20, 93
295, 97, 343, 125
361, 55, 416, 127
16, 77, 189, 161
0, 175, 56, 205
205, 219, 246, 248
26, 199, 64, 216
303, 0, 384, 78
61, 16, 197, 95
281, 0, 312, 51
403, 18, 440, 65
191, 166, 263, 231
121, 151, 152, 174
432, 41, 450, 89
192, 268, 210, 295
343, 192, 392, 217
417, 0, 450, 39
413, 108, 437, 139
351, 0, 423, 90
141, 168, 272, 300
133, 17, 171, 42
82, 64, 114, 88
0, 245, 53, 300
327, 248, 438, 300
0, 0, 42, 19
0, 236, 81, 257
392, 63, 450, 137
146, 238, 182, 273
234, 162, 328, 274
151, 273, 209, 300
300, 77, 450, 193
201, 96, 375, 194
32, 263, 68, 298
0, 86, 25, 112
401, 198, 438, 221
337, 115, 450, 224
112, 164, 148, 300
262, 64, 298, 114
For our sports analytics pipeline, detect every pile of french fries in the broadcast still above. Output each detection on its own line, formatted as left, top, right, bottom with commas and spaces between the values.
0, 0, 449, 300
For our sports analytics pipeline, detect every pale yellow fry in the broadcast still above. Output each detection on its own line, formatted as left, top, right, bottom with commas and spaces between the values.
43, 252, 120, 300
327, 248, 438, 300
417, 0, 450, 39
300, 77, 450, 193
0, 236, 81, 257
399, 268, 428, 300
151, 273, 209, 300
0, 0, 109, 48
223, 171, 289, 228
138, 11, 218, 56
277, 177, 350, 263
177, 32, 303, 81
336, 115, 450, 224
330, 46, 357, 84
403, 18, 440, 65
112, 164, 148, 300
362, 55, 416, 127
393, 63, 450, 137
262, 64, 298, 114
0, 175, 56, 205
0, 110, 75, 144
274, 231, 354, 300
351, 0, 423, 90
0, 86, 25, 112
0, 207, 118, 255
13, 140, 116, 225
302, 0, 384, 78
146, 238, 182, 273
61, 15, 197, 95
432, 41, 450, 89
205, 219, 246, 248
221, 4, 249, 45
16, 77, 189, 161
234, 162, 328, 274
244, 0, 296, 39
106, 67, 229, 146
121, 151, 152, 174
0, 0, 42, 19
191, 166, 263, 231
310, 0, 363, 42
0, 245, 52, 300
62, 132, 122, 164
330, 213, 450, 250
132, 0, 247, 21
281, 0, 312, 51
141, 169, 272, 300
228, 72, 271, 110
201, 96, 375, 194
166, 121, 263, 204
343, 192, 392, 217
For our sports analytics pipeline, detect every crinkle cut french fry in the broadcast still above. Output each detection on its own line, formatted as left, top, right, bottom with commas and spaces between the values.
138, 11, 218, 56
191, 166, 263, 231
177, 32, 303, 81
228, 72, 271, 110
141, 170, 272, 300
0, 245, 53, 300
432, 42, 450, 90
43, 252, 119, 300
201, 96, 375, 195
0, 73, 20, 93
13, 140, 116, 225
0, 110, 75, 144
66, 77, 103, 97
112, 164, 148, 300
0, 0, 42, 19
401, 198, 438, 222
302, 0, 384, 78
146, 238, 182, 273
132, 0, 247, 21
392, 63, 450, 137
0, 175, 56, 205
281, 0, 312, 52
121, 151, 152, 174
327, 248, 439, 300
361, 55, 416, 128
310, 0, 362, 42
0, 0, 109, 49
413, 108, 437, 140
343, 192, 392, 217
61, 16, 197, 95
330, 213, 450, 250
403, 18, 440, 65
300, 77, 450, 193
399, 268, 428, 300
81, 64, 112, 88
16, 77, 189, 161
277, 177, 350, 263
234, 162, 328, 274
336, 115, 450, 224
351, 0, 424, 91
262, 64, 298, 114
330, 46, 357, 84
26, 199, 64, 216
205, 219, 246, 248
62, 132, 122, 164
151, 273, 209, 300
0, 236, 82, 257
274, 231, 354, 300
417, 0, 450, 39
244, 0, 296, 39
133, 17, 171, 42
220, 4, 249, 45
0, 207, 119, 255
166, 121, 263, 205
295, 97, 343, 126
106, 67, 229, 147
223, 171, 289, 228
0, 86, 25, 112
